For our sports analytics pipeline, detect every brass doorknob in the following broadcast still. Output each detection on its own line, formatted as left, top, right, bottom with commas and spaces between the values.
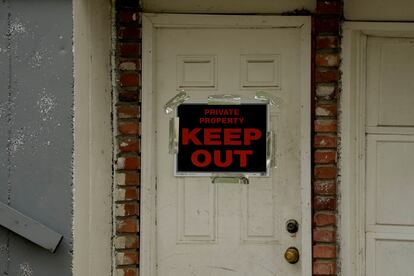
284, 247, 300, 264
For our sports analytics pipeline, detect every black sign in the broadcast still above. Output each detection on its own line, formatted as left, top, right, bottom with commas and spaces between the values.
176, 103, 268, 175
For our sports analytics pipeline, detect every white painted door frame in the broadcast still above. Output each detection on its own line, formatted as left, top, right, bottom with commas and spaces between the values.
73, 0, 113, 275
340, 21, 414, 276
141, 13, 311, 276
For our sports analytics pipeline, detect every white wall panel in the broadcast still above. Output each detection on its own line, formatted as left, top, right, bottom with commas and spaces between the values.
345, 0, 414, 21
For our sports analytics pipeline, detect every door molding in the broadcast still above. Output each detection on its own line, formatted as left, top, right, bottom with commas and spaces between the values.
141, 14, 311, 276
73, 0, 113, 275
340, 21, 414, 276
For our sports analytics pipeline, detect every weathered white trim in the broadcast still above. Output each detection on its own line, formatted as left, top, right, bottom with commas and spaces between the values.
299, 18, 312, 276
340, 21, 414, 276
141, 13, 311, 276
141, 14, 157, 276
73, 0, 113, 275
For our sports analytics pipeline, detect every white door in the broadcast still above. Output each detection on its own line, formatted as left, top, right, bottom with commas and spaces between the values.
142, 14, 311, 276
365, 35, 414, 276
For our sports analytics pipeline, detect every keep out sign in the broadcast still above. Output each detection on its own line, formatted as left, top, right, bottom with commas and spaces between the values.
176, 104, 268, 175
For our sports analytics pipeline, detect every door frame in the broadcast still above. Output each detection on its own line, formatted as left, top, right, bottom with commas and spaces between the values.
73, 0, 113, 275
141, 13, 311, 276
340, 21, 414, 276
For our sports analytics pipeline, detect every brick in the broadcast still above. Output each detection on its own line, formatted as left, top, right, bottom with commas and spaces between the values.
116, 251, 139, 265
118, 10, 139, 23
118, 26, 141, 40
316, 53, 340, 67
315, 70, 339, 83
314, 213, 336, 226
314, 165, 336, 179
119, 91, 140, 102
313, 262, 336, 275
120, 73, 140, 87
119, 43, 141, 57
119, 61, 139, 71
316, 84, 336, 99
117, 156, 140, 170
314, 150, 336, 164
116, 203, 139, 216
313, 230, 336, 243
119, 137, 140, 152
125, 171, 140, 185
316, 1, 342, 15
116, 267, 138, 276
314, 120, 337, 132
115, 235, 139, 249
316, 103, 337, 117
118, 121, 140, 135
115, 171, 140, 188
313, 245, 336, 259
314, 180, 336, 196
115, 188, 139, 201
315, 18, 340, 34
316, 36, 339, 49
314, 135, 337, 148
117, 218, 139, 233
314, 196, 336, 211
117, 105, 140, 119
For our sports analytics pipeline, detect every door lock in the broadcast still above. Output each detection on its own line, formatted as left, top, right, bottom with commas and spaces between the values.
286, 219, 299, 234
284, 247, 300, 264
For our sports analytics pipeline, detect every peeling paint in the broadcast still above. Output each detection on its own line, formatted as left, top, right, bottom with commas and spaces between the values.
30, 51, 43, 68
0, 102, 7, 119
9, 130, 25, 153
0, 244, 7, 255
19, 263, 33, 276
9, 18, 26, 35
37, 90, 56, 122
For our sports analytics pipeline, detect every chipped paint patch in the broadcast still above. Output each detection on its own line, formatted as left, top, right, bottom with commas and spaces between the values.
10, 18, 26, 35
316, 106, 331, 116
10, 130, 25, 153
116, 157, 126, 170
19, 263, 33, 276
0, 102, 8, 119
37, 89, 56, 121
0, 244, 7, 255
116, 173, 126, 186
31, 51, 43, 68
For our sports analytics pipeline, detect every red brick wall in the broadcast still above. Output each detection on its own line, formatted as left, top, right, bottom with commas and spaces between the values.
113, 1, 342, 275
312, 1, 342, 275
114, 1, 142, 275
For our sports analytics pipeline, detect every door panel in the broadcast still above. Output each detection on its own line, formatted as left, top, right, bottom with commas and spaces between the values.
366, 37, 414, 127
366, 135, 414, 226
365, 36, 414, 276
152, 19, 307, 276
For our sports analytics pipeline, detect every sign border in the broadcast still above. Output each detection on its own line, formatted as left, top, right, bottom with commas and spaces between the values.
174, 101, 270, 177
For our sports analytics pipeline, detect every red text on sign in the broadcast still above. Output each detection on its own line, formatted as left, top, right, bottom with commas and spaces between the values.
182, 128, 262, 146
191, 150, 254, 168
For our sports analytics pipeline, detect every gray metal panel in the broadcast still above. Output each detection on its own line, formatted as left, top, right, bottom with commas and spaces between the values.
0, 2, 10, 274
1, 0, 73, 275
